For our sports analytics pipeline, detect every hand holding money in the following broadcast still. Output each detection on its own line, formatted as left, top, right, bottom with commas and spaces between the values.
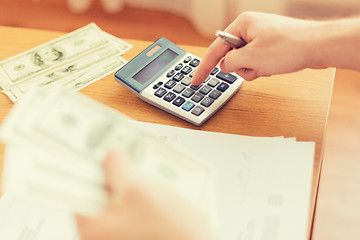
76, 149, 217, 240
0, 88, 216, 219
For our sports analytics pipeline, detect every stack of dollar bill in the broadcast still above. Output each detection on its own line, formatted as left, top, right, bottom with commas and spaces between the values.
0, 88, 217, 219
0, 23, 132, 102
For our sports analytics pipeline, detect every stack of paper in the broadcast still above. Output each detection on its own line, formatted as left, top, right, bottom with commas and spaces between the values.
0, 194, 80, 240
0, 23, 132, 102
138, 122, 315, 240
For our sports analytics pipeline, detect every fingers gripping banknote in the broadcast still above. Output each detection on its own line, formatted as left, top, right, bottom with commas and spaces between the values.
0, 88, 217, 219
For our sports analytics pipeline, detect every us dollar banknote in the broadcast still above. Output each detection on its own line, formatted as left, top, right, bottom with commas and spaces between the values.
0, 23, 132, 102
0, 88, 216, 216
3, 48, 127, 102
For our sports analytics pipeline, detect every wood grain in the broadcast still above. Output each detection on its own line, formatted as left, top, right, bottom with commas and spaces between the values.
1, 2, 360, 238
312, 69, 360, 240
0, 26, 334, 238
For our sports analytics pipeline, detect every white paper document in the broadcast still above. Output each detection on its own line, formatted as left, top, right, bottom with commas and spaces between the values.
138, 122, 315, 240
0, 194, 79, 240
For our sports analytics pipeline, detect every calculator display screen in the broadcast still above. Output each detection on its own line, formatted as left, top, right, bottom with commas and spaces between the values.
133, 49, 178, 85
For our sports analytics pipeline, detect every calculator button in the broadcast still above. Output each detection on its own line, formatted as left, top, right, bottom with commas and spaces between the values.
190, 84, 202, 90
200, 97, 214, 107
189, 58, 200, 67
182, 88, 195, 98
175, 63, 183, 70
189, 70, 196, 78
164, 80, 176, 89
210, 67, 219, 75
182, 101, 195, 111
173, 84, 185, 93
166, 69, 176, 78
216, 71, 237, 84
164, 92, 177, 102
199, 85, 212, 95
216, 82, 229, 92
173, 96, 185, 107
173, 72, 185, 82
191, 92, 205, 103
207, 78, 219, 87
183, 56, 192, 63
181, 66, 193, 75
153, 81, 163, 89
181, 76, 192, 86
191, 106, 205, 116
209, 89, 222, 99
154, 88, 167, 98
204, 76, 211, 83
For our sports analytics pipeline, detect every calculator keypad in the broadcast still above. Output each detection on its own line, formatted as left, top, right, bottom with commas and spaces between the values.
153, 55, 238, 118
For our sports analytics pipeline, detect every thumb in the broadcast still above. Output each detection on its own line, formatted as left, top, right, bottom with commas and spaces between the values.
103, 149, 133, 197
234, 68, 259, 81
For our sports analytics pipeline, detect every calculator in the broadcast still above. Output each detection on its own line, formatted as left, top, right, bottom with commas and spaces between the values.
114, 37, 244, 126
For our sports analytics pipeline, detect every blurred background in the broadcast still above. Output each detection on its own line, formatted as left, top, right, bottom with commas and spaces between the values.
1, 0, 360, 45
0, 0, 360, 239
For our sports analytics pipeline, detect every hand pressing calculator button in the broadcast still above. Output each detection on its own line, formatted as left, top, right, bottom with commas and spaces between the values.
114, 37, 244, 126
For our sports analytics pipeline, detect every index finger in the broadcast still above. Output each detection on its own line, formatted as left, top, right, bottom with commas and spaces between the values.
191, 38, 231, 86
191, 17, 245, 86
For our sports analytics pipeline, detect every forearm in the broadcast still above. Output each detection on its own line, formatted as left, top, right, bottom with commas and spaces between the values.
314, 17, 360, 71
192, 12, 360, 83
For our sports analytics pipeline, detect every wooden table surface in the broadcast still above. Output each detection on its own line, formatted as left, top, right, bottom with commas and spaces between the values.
0, 26, 335, 237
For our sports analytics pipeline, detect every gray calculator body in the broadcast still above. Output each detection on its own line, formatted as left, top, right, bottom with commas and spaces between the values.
114, 37, 243, 126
